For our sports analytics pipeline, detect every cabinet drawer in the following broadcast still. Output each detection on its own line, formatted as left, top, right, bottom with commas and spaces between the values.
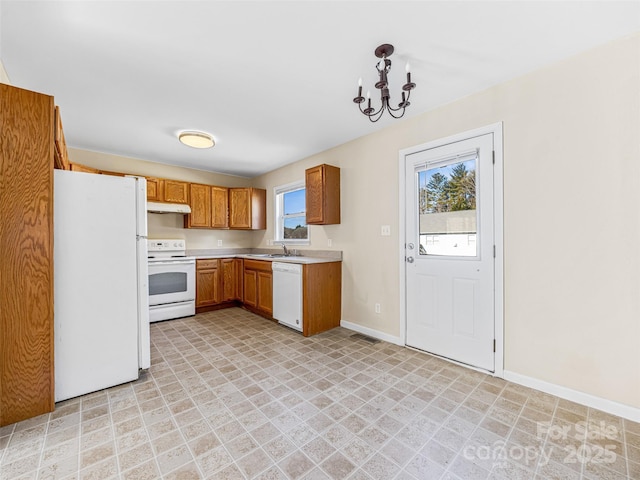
243, 259, 272, 272
196, 259, 219, 269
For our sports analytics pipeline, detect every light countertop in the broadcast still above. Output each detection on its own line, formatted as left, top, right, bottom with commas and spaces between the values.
187, 248, 342, 265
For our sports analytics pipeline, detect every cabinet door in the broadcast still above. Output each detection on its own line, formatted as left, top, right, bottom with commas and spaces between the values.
211, 186, 229, 228
187, 183, 211, 228
234, 259, 244, 301
305, 165, 324, 224
257, 271, 273, 316
229, 188, 251, 229
221, 258, 236, 302
243, 269, 257, 308
164, 179, 189, 204
196, 260, 220, 306
146, 177, 162, 202
305, 164, 340, 225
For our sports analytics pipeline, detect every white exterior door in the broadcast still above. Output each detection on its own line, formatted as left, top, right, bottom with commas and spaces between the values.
404, 132, 496, 371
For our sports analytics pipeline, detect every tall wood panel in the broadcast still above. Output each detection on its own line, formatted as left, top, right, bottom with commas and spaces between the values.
0, 84, 55, 426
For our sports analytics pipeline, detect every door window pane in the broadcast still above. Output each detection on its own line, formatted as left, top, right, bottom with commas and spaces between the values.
418, 158, 477, 256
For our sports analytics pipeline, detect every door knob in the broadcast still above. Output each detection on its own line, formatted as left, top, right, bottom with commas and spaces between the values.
406, 256, 414, 263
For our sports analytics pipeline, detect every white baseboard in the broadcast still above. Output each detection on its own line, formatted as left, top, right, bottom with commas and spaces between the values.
504, 370, 640, 423
338, 321, 640, 422
340, 320, 403, 346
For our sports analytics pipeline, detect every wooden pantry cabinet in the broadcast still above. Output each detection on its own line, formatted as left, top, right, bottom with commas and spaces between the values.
305, 164, 340, 225
1, 84, 55, 426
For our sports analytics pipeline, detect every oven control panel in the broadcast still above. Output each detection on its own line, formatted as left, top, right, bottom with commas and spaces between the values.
148, 239, 185, 251
148, 239, 187, 258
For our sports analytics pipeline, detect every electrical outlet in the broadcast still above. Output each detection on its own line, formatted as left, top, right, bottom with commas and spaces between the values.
328, 239, 333, 247
381, 225, 391, 236
217, 240, 222, 246
375, 303, 381, 314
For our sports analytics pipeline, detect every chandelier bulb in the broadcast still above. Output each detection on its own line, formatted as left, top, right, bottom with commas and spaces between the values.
406, 63, 410, 73
358, 77, 362, 87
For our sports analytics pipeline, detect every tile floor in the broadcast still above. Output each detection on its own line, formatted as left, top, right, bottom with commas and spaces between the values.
1, 308, 638, 480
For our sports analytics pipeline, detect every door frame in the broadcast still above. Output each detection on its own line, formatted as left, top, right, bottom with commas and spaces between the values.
398, 122, 504, 377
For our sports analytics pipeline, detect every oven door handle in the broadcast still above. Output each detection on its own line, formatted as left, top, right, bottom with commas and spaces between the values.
149, 259, 196, 266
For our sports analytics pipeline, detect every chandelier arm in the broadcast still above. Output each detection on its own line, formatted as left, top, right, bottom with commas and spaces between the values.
359, 100, 384, 118
368, 108, 386, 122
387, 107, 406, 119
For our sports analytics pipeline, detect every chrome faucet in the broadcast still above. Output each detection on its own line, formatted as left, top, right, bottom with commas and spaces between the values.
281, 243, 289, 256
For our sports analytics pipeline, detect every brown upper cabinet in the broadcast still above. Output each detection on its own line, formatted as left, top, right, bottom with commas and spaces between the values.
146, 177, 161, 201
185, 183, 212, 228
211, 186, 229, 229
185, 183, 229, 229
305, 164, 340, 225
229, 188, 266, 230
146, 177, 188, 204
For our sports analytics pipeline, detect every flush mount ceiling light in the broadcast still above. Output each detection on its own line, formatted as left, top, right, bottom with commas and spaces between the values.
353, 43, 416, 123
178, 131, 215, 149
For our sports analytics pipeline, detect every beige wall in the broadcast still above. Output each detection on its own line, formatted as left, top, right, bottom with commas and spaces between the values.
68, 148, 262, 249
253, 34, 640, 409
36, 34, 640, 409
0, 59, 11, 84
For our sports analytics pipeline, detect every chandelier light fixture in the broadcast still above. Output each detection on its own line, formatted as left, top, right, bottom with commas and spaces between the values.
353, 43, 416, 123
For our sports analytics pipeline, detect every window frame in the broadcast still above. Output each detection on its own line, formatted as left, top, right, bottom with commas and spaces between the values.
273, 180, 309, 245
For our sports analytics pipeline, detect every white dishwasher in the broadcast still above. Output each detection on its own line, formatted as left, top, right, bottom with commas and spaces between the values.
272, 262, 303, 332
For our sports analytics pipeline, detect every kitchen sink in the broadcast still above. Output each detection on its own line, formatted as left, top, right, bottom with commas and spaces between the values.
245, 253, 295, 258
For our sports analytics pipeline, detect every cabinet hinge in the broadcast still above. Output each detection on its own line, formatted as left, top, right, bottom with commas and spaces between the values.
492, 151, 495, 164
493, 245, 496, 258
493, 339, 496, 352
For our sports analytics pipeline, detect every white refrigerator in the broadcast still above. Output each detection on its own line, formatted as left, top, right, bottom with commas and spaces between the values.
54, 170, 150, 402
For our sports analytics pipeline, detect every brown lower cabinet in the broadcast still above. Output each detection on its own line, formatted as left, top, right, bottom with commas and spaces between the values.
222, 258, 243, 302
243, 259, 273, 317
196, 258, 243, 312
196, 259, 221, 307
195, 257, 342, 336
302, 262, 342, 337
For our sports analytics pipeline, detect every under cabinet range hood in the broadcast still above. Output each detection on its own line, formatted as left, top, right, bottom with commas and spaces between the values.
147, 202, 191, 214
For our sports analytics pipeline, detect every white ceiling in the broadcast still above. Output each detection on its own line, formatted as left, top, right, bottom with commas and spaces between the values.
2, 1, 638, 178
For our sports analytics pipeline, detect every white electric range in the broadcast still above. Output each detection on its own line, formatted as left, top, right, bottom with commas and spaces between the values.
147, 239, 195, 322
